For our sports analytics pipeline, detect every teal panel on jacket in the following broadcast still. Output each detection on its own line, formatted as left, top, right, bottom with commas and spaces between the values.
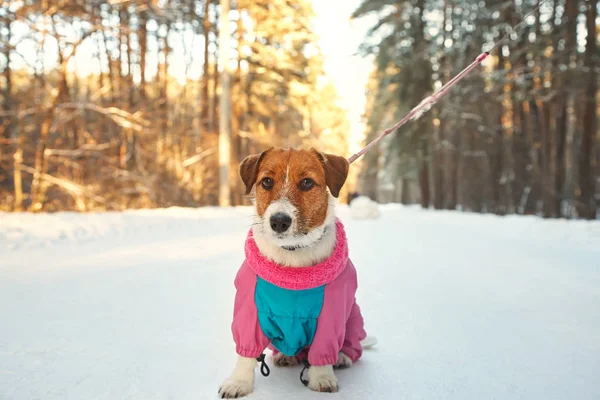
255, 277, 325, 356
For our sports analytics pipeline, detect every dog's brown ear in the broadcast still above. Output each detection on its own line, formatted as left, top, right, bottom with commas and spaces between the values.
239, 148, 271, 194
313, 150, 349, 198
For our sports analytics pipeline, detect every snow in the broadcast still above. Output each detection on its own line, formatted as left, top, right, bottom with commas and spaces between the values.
1, 205, 599, 400
349, 196, 381, 219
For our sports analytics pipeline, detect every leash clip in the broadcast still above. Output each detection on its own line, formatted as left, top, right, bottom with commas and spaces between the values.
300, 359, 310, 386
256, 354, 270, 377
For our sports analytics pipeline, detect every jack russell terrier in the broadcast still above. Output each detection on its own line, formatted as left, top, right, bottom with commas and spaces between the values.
218, 148, 374, 398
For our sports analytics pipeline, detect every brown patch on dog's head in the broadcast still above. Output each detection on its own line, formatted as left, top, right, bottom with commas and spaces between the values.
239, 148, 349, 233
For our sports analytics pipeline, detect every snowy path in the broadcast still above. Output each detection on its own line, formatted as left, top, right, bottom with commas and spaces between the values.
1, 206, 599, 400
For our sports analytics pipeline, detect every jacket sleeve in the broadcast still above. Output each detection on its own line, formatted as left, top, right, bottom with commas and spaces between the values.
231, 261, 270, 358
340, 301, 366, 362
307, 260, 360, 366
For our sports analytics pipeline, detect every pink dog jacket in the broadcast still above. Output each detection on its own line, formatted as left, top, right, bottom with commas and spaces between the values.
230, 219, 367, 366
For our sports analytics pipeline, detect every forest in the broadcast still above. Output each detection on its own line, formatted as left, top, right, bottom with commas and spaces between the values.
0, 0, 598, 219
0, 0, 349, 211
355, 0, 598, 219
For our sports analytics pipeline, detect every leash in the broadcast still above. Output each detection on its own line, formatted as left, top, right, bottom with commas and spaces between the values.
347, 0, 551, 165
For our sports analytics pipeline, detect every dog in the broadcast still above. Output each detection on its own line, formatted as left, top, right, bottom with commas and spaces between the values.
218, 148, 374, 398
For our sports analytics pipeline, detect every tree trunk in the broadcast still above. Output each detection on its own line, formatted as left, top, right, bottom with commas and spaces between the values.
31, 40, 70, 211
118, 7, 127, 169
231, 11, 244, 206
13, 145, 23, 211
490, 46, 506, 215
432, 117, 444, 209
202, 0, 211, 131
218, 0, 231, 207
139, 11, 147, 105
433, 0, 449, 210
158, 23, 171, 168
401, 177, 411, 205
556, 0, 578, 216
415, 0, 430, 209
447, 6, 458, 211
101, 30, 116, 104
210, 36, 219, 137
449, 130, 460, 210
2, 16, 12, 141
577, 0, 597, 219
1, 13, 13, 190
419, 140, 430, 208
13, 108, 22, 211
531, 0, 555, 218
524, 98, 540, 215
121, 6, 135, 170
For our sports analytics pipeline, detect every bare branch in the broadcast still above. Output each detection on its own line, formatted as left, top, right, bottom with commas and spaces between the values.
57, 103, 146, 132
17, 164, 116, 207
182, 148, 218, 168
44, 143, 115, 158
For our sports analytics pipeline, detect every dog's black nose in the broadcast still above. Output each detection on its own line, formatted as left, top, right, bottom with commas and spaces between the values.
270, 213, 292, 233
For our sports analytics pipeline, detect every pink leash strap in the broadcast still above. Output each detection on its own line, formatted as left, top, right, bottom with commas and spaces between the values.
347, 52, 488, 165
347, 0, 550, 165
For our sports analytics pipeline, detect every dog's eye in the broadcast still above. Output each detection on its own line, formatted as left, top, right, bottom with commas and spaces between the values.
261, 177, 274, 190
299, 178, 315, 191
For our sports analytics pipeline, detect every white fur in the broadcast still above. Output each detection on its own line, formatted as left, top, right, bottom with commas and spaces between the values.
218, 356, 256, 398
259, 197, 298, 241
252, 195, 337, 267
335, 352, 353, 369
307, 365, 338, 393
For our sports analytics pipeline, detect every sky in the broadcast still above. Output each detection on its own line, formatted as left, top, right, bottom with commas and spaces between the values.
311, 0, 376, 153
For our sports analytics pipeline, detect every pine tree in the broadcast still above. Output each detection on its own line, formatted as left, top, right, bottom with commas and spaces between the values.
353, 0, 598, 218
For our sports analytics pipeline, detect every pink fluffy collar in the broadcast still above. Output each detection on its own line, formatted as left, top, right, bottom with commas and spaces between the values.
244, 219, 349, 290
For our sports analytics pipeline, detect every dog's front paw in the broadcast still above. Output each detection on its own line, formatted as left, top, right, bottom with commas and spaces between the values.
273, 352, 300, 367
218, 378, 253, 399
307, 365, 338, 393
334, 352, 353, 369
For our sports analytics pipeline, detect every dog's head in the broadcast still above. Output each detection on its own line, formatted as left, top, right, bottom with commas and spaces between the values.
240, 148, 349, 250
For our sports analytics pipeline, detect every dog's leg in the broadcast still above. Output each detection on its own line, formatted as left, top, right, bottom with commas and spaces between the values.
307, 365, 338, 393
334, 352, 353, 369
273, 352, 300, 367
218, 356, 256, 399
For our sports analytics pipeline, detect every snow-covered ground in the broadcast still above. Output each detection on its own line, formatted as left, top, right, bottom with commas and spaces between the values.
1, 205, 599, 400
